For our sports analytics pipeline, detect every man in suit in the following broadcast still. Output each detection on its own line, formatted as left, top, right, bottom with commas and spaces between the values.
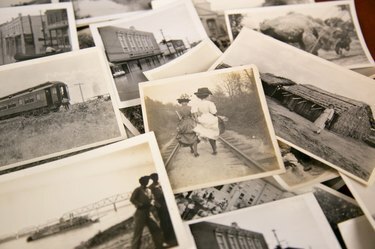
130, 176, 163, 249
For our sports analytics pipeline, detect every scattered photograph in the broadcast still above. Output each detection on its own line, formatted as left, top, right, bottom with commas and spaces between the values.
0, 133, 188, 249
120, 105, 145, 134
338, 216, 375, 249
274, 140, 338, 190
188, 193, 342, 249
140, 65, 284, 192
68, 0, 151, 26
0, 48, 126, 172
226, 0, 374, 69
175, 177, 295, 221
91, 0, 208, 108
77, 26, 95, 49
0, 3, 79, 66
341, 174, 375, 230
153, 0, 314, 51
311, 184, 364, 249
210, 28, 375, 185
0, 0, 54, 7
143, 39, 222, 81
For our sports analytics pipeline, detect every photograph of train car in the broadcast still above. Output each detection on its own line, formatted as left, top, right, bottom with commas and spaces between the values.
140, 65, 284, 193
0, 48, 125, 172
0, 81, 70, 120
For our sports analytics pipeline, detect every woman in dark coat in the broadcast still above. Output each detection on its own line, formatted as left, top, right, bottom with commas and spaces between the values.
176, 94, 199, 157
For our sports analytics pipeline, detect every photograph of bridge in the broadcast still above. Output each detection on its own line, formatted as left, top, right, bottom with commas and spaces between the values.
0, 134, 185, 249
210, 28, 375, 185
226, 0, 374, 69
140, 66, 284, 193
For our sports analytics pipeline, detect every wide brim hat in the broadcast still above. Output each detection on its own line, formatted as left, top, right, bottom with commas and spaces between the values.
194, 87, 212, 96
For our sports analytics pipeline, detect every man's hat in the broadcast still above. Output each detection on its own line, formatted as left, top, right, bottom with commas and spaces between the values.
139, 176, 150, 185
194, 87, 212, 96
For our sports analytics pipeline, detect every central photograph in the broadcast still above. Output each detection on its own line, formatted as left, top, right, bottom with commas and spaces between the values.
140, 65, 284, 193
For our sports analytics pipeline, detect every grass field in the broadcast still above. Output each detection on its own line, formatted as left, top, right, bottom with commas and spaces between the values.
0, 99, 122, 167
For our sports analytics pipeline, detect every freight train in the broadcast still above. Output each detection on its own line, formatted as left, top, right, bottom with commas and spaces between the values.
0, 81, 70, 120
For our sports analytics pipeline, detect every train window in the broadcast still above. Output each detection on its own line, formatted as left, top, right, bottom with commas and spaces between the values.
52, 88, 57, 94
8, 103, 16, 108
0, 106, 7, 111
36, 94, 41, 100
25, 98, 35, 104
19, 99, 23, 105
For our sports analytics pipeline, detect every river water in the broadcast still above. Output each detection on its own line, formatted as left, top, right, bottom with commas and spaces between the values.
0, 206, 135, 249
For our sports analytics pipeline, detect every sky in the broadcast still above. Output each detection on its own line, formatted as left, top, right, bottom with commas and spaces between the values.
190, 194, 341, 249
236, 2, 352, 31
0, 142, 156, 235
100, 1, 206, 47
0, 3, 62, 24
0, 50, 111, 104
218, 28, 375, 113
141, 68, 255, 106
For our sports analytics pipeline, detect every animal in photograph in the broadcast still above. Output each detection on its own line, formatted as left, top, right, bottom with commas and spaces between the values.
275, 140, 338, 190
70, 0, 151, 21
227, 1, 374, 68
0, 48, 125, 171
188, 194, 342, 249
92, 0, 207, 107
210, 28, 375, 185
0, 134, 184, 249
0, 3, 77, 66
140, 66, 283, 192
175, 177, 294, 221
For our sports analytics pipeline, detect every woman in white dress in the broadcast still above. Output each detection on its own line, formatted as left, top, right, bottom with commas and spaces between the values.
314, 104, 335, 134
191, 87, 220, 155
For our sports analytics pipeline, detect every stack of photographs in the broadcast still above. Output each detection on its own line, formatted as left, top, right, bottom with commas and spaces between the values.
0, 0, 375, 249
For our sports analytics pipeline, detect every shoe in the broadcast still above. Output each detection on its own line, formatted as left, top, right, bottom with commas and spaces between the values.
212, 151, 217, 155
194, 153, 200, 157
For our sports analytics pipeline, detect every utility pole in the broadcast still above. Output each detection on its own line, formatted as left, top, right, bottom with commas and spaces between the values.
160, 29, 172, 55
74, 83, 85, 102
272, 229, 283, 249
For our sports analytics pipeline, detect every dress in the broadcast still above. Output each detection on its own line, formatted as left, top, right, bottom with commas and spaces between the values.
314, 107, 335, 130
191, 99, 219, 140
176, 105, 198, 146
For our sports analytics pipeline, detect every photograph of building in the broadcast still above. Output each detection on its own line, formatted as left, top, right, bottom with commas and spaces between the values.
175, 177, 294, 221
0, 0, 51, 7
92, 0, 207, 107
210, 27, 375, 185
188, 194, 342, 249
0, 3, 77, 66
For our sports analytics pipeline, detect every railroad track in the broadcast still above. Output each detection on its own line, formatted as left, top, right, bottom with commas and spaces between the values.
162, 131, 276, 172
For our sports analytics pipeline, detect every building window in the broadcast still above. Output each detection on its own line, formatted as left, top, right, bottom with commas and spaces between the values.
238, 236, 249, 249
215, 233, 229, 249
254, 239, 263, 248
128, 35, 136, 50
228, 235, 240, 249
239, 193, 245, 200
227, 184, 235, 193
118, 33, 129, 52
246, 238, 256, 249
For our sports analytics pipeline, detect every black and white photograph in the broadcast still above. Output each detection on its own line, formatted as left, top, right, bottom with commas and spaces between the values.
140, 65, 284, 192
310, 184, 364, 249
0, 133, 188, 249
210, 28, 375, 185
0, 0, 54, 7
338, 216, 375, 249
143, 39, 222, 81
69, 0, 149, 27
226, 0, 374, 69
175, 177, 295, 221
91, 0, 208, 108
0, 48, 126, 171
188, 193, 342, 249
0, 3, 78, 66
274, 140, 338, 190
341, 174, 375, 230
153, 0, 314, 51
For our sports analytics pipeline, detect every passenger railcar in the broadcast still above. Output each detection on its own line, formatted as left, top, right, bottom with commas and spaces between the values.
0, 81, 70, 120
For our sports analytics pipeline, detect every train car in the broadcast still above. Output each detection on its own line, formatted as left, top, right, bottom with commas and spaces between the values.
0, 81, 70, 120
